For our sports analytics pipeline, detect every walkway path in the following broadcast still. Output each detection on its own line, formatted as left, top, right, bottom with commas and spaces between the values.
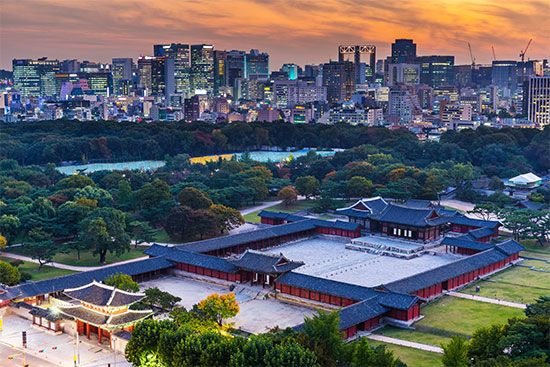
448, 291, 527, 309
240, 200, 282, 215
366, 334, 443, 353
0, 252, 149, 272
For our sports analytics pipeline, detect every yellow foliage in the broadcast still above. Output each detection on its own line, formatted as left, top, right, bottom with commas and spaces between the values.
0, 234, 6, 250
190, 154, 235, 165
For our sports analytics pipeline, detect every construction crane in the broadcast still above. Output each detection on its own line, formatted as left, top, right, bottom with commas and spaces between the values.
491, 46, 496, 61
467, 42, 476, 66
519, 39, 533, 62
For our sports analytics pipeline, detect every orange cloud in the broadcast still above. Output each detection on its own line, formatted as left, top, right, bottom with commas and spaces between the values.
1, 0, 548, 69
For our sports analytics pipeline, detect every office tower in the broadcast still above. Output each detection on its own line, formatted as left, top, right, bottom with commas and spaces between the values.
60, 59, 80, 73
472, 66, 492, 87
388, 85, 417, 123
213, 50, 227, 95
416, 56, 455, 88
112, 58, 133, 96
454, 65, 473, 89
322, 61, 355, 103
273, 79, 327, 108
281, 64, 299, 80
391, 39, 417, 64
304, 64, 321, 79
12, 58, 60, 98
338, 45, 376, 84
225, 50, 246, 87
491, 61, 518, 93
137, 56, 154, 96
191, 44, 214, 95
386, 63, 420, 86
85, 72, 112, 97
245, 49, 269, 80
154, 43, 191, 95
524, 76, 550, 125
151, 56, 170, 96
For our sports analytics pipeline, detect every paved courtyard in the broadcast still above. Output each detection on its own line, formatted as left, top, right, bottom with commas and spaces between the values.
264, 236, 460, 287
0, 314, 130, 367
141, 276, 317, 333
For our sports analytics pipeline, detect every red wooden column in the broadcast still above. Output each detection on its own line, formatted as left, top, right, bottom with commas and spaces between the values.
86, 322, 91, 339
98, 328, 102, 344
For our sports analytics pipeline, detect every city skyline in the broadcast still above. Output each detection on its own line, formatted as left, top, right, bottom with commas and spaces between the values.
2, 0, 549, 70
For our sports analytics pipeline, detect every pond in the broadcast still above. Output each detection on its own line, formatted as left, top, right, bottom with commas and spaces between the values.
56, 160, 165, 175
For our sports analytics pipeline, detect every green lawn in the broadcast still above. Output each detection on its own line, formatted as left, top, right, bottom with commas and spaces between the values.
461, 264, 550, 304
375, 297, 524, 346
7, 246, 148, 267
368, 340, 442, 367
0, 256, 75, 281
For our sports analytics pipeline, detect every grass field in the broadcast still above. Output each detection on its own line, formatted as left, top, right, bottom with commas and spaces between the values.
0, 256, 75, 281
368, 340, 442, 367
375, 297, 524, 347
461, 263, 550, 304
8, 246, 147, 267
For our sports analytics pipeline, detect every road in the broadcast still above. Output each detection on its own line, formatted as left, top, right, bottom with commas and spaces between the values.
366, 334, 444, 353
448, 291, 527, 309
240, 200, 282, 215
0, 343, 58, 367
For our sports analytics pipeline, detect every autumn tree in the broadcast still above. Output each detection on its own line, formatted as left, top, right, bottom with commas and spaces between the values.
278, 186, 298, 207
197, 293, 240, 326
0, 260, 21, 285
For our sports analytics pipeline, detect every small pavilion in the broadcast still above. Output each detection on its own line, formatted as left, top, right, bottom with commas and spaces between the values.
58, 281, 152, 346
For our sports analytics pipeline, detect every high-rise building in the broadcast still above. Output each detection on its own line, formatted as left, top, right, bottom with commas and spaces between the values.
338, 45, 376, 84
12, 58, 60, 98
154, 43, 191, 96
472, 66, 492, 87
322, 61, 355, 103
491, 61, 518, 93
416, 56, 455, 88
151, 56, 169, 96
386, 63, 420, 86
273, 80, 326, 108
213, 50, 227, 95
137, 56, 154, 96
245, 49, 269, 80
85, 72, 112, 97
281, 64, 299, 80
60, 59, 80, 73
524, 76, 550, 125
226, 50, 246, 87
391, 39, 416, 64
112, 58, 133, 96
190, 44, 214, 95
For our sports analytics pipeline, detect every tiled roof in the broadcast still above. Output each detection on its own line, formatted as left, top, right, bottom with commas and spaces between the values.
448, 216, 501, 229
384, 248, 510, 294
145, 244, 237, 273
372, 204, 438, 227
29, 306, 62, 321
178, 219, 319, 253
64, 281, 145, 307
0, 256, 172, 301
376, 292, 418, 310
338, 297, 387, 330
276, 272, 378, 301
334, 208, 373, 219
441, 237, 493, 251
494, 240, 524, 256
466, 227, 496, 240
60, 306, 152, 327
230, 250, 304, 273
401, 199, 434, 209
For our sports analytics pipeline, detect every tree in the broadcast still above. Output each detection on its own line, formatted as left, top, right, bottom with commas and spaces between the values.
469, 203, 500, 221
0, 234, 7, 251
278, 186, 298, 207
143, 287, 181, 311
177, 187, 213, 209
116, 179, 134, 210
351, 338, 401, 367
74, 185, 113, 206
56, 175, 95, 189
197, 293, 240, 326
264, 341, 319, 367
0, 260, 21, 285
295, 176, 320, 199
447, 163, 475, 189
136, 179, 173, 209
442, 336, 469, 367
128, 220, 156, 247
0, 214, 20, 241
125, 319, 177, 365
78, 208, 130, 264
26, 227, 57, 268
346, 176, 373, 199
164, 206, 191, 241
210, 204, 244, 233
468, 324, 507, 365
104, 272, 140, 292
302, 311, 344, 367
245, 176, 269, 203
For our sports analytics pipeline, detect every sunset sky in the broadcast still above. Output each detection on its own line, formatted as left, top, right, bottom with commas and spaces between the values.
1, 0, 549, 70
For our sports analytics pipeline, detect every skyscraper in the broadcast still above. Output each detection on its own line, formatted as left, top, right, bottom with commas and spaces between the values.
154, 43, 191, 96
524, 76, 550, 125
137, 56, 154, 96
281, 64, 299, 80
190, 44, 214, 95
322, 61, 355, 103
338, 45, 376, 84
245, 49, 269, 80
112, 58, 133, 96
391, 39, 417, 64
151, 56, 170, 96
12, 58, 60, 98
416, 56, 455, 88
386, 63, 420, 86
491, 60, 518, 93
225, 50, 246, 87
